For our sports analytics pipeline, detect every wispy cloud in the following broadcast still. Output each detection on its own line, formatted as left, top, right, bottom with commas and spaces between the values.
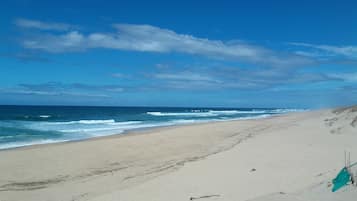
5, 89, 109, 98
0, 82, 127, 98
148, 66, 336, 91
289, 42, 357, 60
17, 20, 312, 67
23, 31, 86, 52
328, 72, 357, 82
15, 18, 74, 31
0, 52, 51, 63
340, 85, 357, 92
110, 73, 132, 79
153, 72, 220, 83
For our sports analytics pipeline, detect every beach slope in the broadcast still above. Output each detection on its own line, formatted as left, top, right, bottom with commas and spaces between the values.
0, 106, 357, 201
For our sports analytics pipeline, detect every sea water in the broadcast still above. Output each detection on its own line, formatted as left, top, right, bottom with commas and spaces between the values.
0, 105, 303, 149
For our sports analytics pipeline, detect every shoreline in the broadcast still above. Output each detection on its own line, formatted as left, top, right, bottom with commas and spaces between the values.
0, 112, 289, 152
1, 107, 356, 201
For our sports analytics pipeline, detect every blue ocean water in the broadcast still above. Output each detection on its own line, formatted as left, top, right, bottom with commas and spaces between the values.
0, 106, 302, 149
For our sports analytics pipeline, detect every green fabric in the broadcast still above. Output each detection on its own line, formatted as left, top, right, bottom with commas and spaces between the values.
332, 167, 351, 192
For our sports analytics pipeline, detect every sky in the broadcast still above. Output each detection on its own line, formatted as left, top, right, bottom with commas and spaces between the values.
1, 0, 357, 108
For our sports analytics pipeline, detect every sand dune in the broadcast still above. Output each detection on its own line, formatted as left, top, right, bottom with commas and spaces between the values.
0, 106, 356, 201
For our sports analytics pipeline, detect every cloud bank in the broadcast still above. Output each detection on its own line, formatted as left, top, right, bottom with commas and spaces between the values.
17, 19, 312, 67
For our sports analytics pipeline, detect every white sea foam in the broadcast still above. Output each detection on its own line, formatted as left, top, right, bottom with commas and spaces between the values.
39, 115, 51, 118
77, 119, 115, 124
0, 108, 303, 150
270, 108, 306, 113
42, 120, 141, 125
60, 121, 174, 135
169, 119, 204, 125
0, 139, 69, 150
170, 119, 200, 124
147, 111, 218, 117
147, 109, 271, 117
211, 110, 268, 114
229, 114, 274, 120
19, 120, 143, 135
60, 119, 116, 124
208, 110, 241, 114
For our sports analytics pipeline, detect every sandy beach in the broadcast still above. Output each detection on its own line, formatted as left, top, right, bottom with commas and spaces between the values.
0, 106, 357, 201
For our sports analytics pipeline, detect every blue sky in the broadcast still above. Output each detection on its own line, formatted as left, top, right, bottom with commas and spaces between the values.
1, 0, 357, 108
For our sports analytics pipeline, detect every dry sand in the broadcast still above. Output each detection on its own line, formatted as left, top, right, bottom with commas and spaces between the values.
0, 106, 357, 201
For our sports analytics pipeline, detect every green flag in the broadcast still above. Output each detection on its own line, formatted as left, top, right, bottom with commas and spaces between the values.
332, 167, 351, 192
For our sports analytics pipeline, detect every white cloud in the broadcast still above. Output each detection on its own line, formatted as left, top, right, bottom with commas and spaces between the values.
23, 31, 85, 52
289, 42, 357, 59
20, 22, 312, 67
0, 88, 109, 98
0, 82, 128, 98
149, 66, 334, 91
328, 72, 357, 82
111, 73, 125, 78
15, 18, 73, 31
154, 72, 219, 83
105, 87, 124, 92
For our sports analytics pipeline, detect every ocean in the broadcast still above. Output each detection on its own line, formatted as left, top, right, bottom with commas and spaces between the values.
0, 105, 302, 150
